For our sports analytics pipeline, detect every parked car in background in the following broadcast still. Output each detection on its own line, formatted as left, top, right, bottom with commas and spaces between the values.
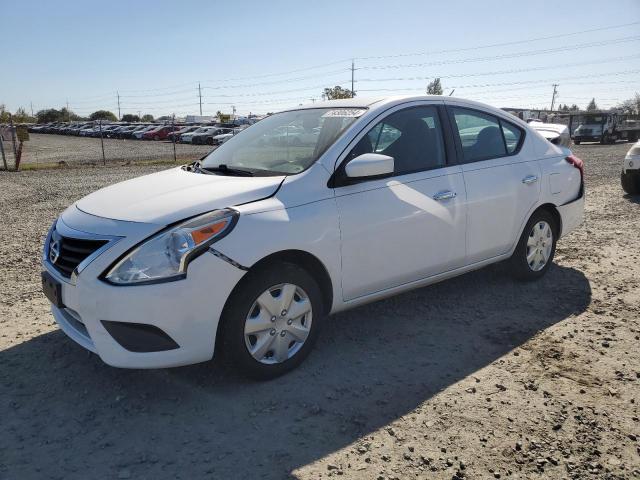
78, 125, 98, 137
179, 126, 214, 143
42, 96, 584, 379
167, 125, 200, 142
192, 127, 234, 145
621, 140, 640, 194
114, 125, 141, 139
529, 120, 571, 147
133, 125, 158, 139
142, 125, 181, 141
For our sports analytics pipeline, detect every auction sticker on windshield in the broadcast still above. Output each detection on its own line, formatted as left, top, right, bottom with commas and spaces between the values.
322, 109, 366, 118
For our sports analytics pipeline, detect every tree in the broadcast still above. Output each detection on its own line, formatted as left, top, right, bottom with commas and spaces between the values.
426, 78, 443, 95
89, 110, 117, 121
586, 98, 598, 111
322, 86, 355, 100
141, 114, 154, 122
13, 107, 35, 123
617, 93, 640, 114
121, 114, 140, 122
0, 104, 10, 123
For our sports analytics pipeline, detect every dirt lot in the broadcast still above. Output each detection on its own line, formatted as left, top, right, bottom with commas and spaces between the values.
0, 143, 638, 480
1, 133, 212, 167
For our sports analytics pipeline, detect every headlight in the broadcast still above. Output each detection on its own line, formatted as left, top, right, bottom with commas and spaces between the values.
104, 209, 238, 285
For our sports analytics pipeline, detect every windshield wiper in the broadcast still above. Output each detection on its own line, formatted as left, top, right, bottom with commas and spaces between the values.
201, 164, 254, 177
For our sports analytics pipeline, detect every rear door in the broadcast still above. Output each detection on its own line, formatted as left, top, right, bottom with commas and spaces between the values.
447, 105, 540, 264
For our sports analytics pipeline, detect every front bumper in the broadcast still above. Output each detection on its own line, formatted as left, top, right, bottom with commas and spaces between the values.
43, 206, 246, 368
573, 135, 601, 142
623, 155, 640, 174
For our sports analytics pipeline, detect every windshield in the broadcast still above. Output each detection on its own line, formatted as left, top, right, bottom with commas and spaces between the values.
582, 116, 604, 124
201, 108, 365, 175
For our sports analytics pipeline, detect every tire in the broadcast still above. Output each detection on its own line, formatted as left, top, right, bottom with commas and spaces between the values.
207, 137, 214, 146
621, 170, 640, 195
574, 140, 581, 145
509, 210, 558, 281
153, 135, 160, 141
218, 262, 324, 380
600, 134, 608, 145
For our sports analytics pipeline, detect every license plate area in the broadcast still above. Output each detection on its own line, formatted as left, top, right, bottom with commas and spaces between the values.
42, 271, 64, 308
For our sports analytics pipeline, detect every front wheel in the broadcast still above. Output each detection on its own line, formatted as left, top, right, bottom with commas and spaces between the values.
621, 170, 640, 195
219, 263, 324, 380
509, 210, 558, 281
574, 140, 581, 145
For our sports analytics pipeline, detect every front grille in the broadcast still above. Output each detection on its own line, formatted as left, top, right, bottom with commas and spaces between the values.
48, 231, 107, 277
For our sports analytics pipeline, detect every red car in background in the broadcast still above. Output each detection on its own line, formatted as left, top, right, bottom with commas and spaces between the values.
142, 125, 181, 141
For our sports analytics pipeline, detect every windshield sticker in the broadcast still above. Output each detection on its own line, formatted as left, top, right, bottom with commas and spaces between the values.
322, 109, 366, 118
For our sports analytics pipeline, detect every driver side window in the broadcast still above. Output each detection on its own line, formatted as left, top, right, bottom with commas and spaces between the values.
348, 106, 446, 176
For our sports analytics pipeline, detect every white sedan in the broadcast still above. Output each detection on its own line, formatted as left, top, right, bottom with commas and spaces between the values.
41, 96, 584, 379
621, 140, 640, 194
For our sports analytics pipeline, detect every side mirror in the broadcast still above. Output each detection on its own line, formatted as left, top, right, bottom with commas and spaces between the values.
345, 153, 394, 179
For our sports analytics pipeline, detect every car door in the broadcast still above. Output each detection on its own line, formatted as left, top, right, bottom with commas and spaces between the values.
333, 103, 467, 301
447, 104, 541, 264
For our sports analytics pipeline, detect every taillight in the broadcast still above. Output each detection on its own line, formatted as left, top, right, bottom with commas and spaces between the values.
565, 154, 584, 180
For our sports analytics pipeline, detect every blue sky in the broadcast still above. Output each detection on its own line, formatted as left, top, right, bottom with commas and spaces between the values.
1, 0, 639, 117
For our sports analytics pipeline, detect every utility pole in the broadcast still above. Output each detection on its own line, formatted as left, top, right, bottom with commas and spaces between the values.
116, 91, 121, 120
550, 84, 559, 112
30, 102, 34, 117
66, 100, 70, 122
351, 59, 355, 97
198, 82, 203, 116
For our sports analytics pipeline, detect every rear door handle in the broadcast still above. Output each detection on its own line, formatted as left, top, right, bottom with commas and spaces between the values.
433, 190, 457, 201
522, 175, 539, 184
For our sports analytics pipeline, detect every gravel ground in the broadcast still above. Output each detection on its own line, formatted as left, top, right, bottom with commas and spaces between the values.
1, 133, 212, 167
0, 143, 638, 480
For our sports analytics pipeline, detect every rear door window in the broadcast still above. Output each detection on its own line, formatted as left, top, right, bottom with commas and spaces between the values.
451, 108, 506, 162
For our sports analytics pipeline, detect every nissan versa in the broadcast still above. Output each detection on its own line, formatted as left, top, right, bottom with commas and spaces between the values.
42, 96, 585, 379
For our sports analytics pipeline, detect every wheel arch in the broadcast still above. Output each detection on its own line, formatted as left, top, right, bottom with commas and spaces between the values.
511, 202, 563, 256
245, 249, 334, 316
533, 203, 563, 236
215, 249, 334, 351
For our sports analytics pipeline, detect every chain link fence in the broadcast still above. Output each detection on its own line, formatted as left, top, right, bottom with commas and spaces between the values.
1, 118, 216, 170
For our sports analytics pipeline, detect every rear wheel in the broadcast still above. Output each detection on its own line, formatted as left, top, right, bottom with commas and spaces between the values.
509, 210, 558, 281
219, 263, 324, 380
574, 140, 581, 145
621, 170, 640, 195
207, 137, 214, 145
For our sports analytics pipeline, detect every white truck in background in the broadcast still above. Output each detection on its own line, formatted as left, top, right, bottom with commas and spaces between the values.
570, 112, 640, 145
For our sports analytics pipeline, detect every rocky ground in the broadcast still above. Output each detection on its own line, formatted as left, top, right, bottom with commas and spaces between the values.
0, 142, 638, 479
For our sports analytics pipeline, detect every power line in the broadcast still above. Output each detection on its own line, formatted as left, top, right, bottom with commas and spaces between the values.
355, 54, 640, 84
357, 35, 640, 71
356, 21, 640, 60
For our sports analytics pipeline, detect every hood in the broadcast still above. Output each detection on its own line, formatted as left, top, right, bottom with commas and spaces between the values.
76, 167, 285, 224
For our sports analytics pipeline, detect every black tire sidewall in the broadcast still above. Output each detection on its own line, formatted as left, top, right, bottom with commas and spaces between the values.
510, 210, 559, 281
219, 263, 324, 380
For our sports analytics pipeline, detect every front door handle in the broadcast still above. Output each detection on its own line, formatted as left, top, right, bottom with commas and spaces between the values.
433, 190, 457, 201
522, 175, 539, 184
